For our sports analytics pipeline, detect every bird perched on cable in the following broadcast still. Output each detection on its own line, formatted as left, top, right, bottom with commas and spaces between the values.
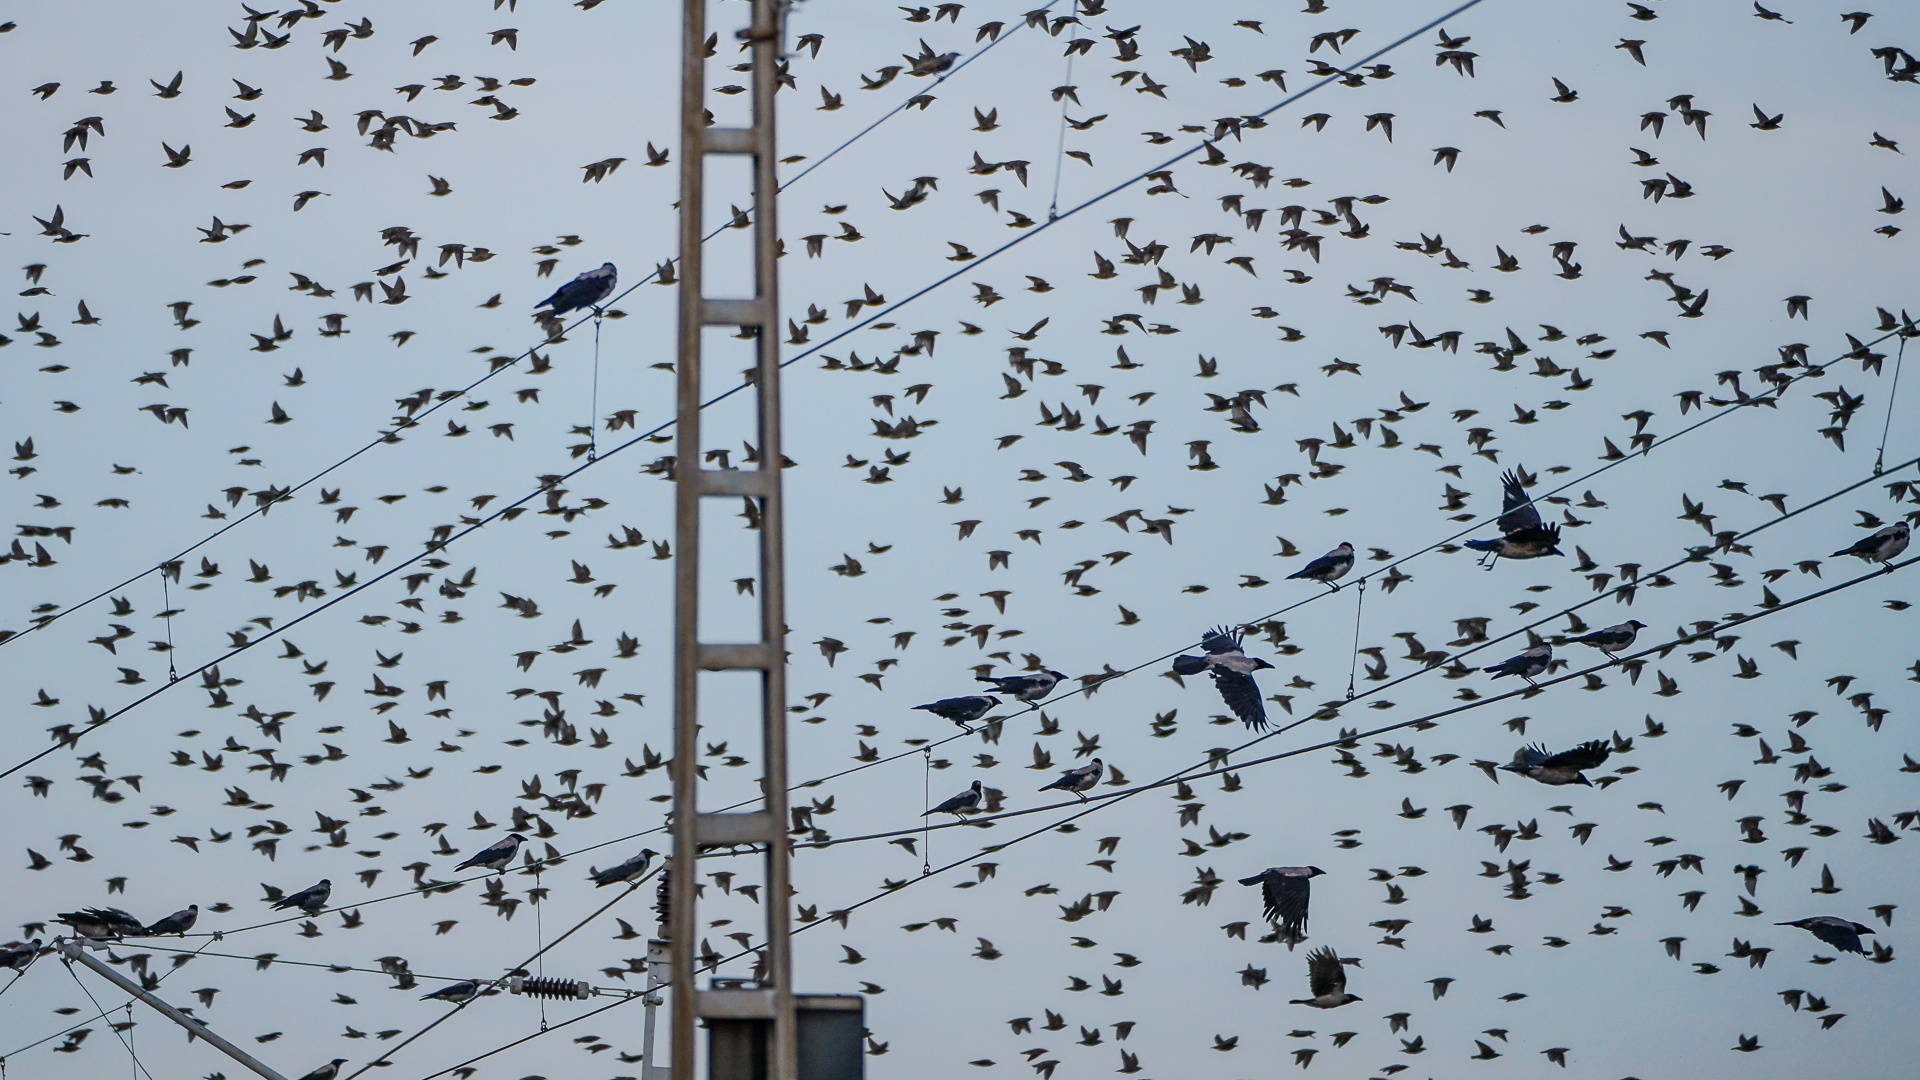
1238, 866, 1324, 947
1288, 946, 1360, 1008
295, 1059, 349, 1080
1039, 758, 1104, 801
55, 908, 146, 938
144, 905, 198, 936
455, 832, 529, 873
588, 849, 658, 887
1464, 470, 1562, 567
1831, 522, 1909, 567
1484, 643, 1552, 686
1171, 626, 1275, 730
271, 879, 333, 916
913, 695, 1000, 730
1776, 916, 1875, 955
534, 262, 617, 316
977, 669, 1067, 702
1287, 542, 1354, 590
1570, 620, 1646, 659
925, 780, 985, 819
421, 979, 483, 1003
1500, 740, 1611, 785
1, 939, 41, 971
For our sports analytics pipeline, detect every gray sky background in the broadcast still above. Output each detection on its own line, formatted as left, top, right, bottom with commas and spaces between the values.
2, 1, 1917, 1078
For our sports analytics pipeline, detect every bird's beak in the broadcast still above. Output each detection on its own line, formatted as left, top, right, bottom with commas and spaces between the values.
1254, 658, 1276, 670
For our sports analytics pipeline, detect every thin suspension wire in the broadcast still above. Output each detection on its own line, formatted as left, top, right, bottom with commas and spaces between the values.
1345, 578, 1367, 700
587, 316, 604, 462
921, 747, 933, 874
59, 957, 156, 1080
159, 569, 177, 682
0, 936, 211, 1063
1875, 331, 1907, 474
1046, 51, 1074, 220
532, 866, 548, 1031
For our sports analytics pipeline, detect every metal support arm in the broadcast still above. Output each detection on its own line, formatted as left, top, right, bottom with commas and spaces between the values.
58, 938, 291, 1080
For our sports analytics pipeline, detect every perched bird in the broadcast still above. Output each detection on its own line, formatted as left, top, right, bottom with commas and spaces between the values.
421, 979, 483, 1003
55, 908, 146, 938
0, 940, 41, 971
1483, 644, 1552, 686
925, 780, 986, 819
271, 880, 333, 916
534, 263, 617, 316
1238, 866, 1324, 946
1500, 741, 1611, 785
1287, 542, 1355, 590
1039, 758, 1104, 801
588, 848, 659, 887
1288, 946, 1359, 1008
1569, 621, 1646, 659
1831, 522, 1909, 567
295, 1059, 349, 1080
977, 670, 1067, 701
454, 833, 528, 873
1463, 470, 1562, 566
1776, 916, 1875, 955
913, 695, 1000, 730
1171, 626, 1276, 730
144, 904, 198, 935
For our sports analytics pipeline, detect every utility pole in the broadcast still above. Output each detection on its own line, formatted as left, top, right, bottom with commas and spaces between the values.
669, 1, 794, 1079
57, 938, 291, 1080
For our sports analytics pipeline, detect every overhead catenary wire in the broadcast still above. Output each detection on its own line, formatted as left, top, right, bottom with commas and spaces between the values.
399, 545, 1920, 1080
698, 455, 1920, 853
1874, 329, 1909, 474
1, 0, 1870, 782
59, 955, 156, 1080
0, 2, 1051, 652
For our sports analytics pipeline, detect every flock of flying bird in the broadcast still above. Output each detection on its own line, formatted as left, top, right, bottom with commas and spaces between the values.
3, 0, 1917, 1076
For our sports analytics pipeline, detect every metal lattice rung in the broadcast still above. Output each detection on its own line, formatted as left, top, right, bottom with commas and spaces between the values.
697, 810, 777, 846
698, 642, 775, 670
704, 127, 758, 154
702, 297, 770, 325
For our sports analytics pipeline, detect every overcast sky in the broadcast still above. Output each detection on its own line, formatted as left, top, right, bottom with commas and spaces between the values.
2, 1, 1918, 1079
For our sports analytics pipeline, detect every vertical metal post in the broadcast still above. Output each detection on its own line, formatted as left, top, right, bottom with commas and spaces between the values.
671, 1, 793, 1079
56, 939, 291, 1080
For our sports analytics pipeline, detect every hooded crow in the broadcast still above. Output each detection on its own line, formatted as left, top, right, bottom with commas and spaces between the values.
1570, 620, 1645, 659
977, 670, 1067, 702
271, 879, 333, 916
1239, 866, 1324, 947
534, 262, 617, 315
913, 695, 1000, 730
1287, 542, 1354, 590
1776, 916, 1875, 955
455, 832, 528, 873
1831, 522, 1909, 567
1484, 644, 1552, 686
0, 939, 41, 971
589, 849, 658, 887
1172, 626, 1275, 729
144, 905, 199, 936
925, 780, 985, 819
295, 1059, 349, 1080
1500, 740, 1611, 785
55, 908, 146, 938
1039, 758, 1104, 801
1464, 470, 1563, 567
421, 979, 483, 1003
1288, 946, 1360, 1008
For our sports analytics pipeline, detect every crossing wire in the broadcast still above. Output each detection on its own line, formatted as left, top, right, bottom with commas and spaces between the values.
0, 0, 1061, 652
395, 546, 1917, 1080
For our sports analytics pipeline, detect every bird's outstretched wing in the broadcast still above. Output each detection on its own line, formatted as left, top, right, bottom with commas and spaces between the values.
1544, 740, 1610, 770
1212, 670, 1268, 730
1264, 874, 1311, 933
1305, 946, 1344, 997
1512, 743, 1551, 767
1200, 625, 1242, 654
1496, 470, 1543, 535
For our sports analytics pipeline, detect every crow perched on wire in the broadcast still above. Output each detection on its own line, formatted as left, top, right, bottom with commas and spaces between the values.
1286, 542, 1355, 590
534, 262, 617, 315
1171, 626, 1275, 730
913, 695, 1000, 730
